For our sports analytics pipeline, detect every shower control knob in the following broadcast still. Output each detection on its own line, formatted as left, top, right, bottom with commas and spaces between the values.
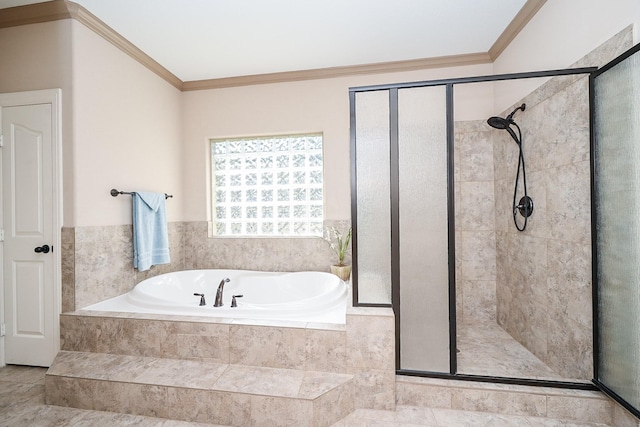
515, 196, 534, 218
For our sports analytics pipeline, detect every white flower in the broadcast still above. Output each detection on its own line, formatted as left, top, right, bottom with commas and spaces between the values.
324, 226, 352, 266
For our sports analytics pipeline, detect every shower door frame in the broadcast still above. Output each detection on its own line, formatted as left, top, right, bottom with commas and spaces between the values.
350, 66, 598, 389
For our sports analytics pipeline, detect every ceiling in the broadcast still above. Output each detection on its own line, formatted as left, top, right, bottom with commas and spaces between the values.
1, 0, 530, 82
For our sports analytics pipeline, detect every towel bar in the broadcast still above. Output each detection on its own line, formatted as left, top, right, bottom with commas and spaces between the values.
110, 189, 173, 199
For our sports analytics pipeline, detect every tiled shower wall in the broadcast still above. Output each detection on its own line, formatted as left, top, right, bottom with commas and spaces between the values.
62, 221, 345, 312
493, 74, 593, 381
492, 27, 633, 380
454, 122, 497, 325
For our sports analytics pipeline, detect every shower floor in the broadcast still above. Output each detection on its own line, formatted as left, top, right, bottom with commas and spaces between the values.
457, 320, 590, 384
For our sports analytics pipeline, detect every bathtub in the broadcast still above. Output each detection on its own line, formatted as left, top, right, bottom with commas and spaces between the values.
82, 269, 348, 324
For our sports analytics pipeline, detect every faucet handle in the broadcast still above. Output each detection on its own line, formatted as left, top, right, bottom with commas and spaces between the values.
231, 295, 243, 308
193, 293, 206, 306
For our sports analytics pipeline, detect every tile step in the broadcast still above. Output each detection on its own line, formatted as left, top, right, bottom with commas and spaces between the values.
45, 351, 353, 427
396, 375, 614, 425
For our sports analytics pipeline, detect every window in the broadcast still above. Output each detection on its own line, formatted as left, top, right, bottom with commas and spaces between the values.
211, 133, 323, 236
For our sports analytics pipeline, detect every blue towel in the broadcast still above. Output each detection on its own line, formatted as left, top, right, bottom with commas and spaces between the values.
132, 191, 170, 271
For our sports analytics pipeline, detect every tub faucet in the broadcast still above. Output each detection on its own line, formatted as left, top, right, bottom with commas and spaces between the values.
214, 278, 230, 307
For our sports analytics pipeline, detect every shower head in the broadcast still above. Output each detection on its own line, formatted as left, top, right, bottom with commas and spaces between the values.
487, 116, 511, 130
487, 103, 526, 145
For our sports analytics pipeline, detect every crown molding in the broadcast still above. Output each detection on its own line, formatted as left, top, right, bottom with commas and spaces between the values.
489, 0, 547, 60
182, 52, 493, 91
0, 0, 72, 27
1, 0, 546, 91
66, 2, 183, 89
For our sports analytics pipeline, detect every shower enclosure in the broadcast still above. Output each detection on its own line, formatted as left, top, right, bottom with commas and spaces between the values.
349, 41, 640, 416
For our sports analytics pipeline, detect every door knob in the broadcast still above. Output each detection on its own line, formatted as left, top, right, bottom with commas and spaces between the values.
34, 244, 50, 254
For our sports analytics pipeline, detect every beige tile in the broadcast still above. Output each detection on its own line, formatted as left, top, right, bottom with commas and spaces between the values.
461, 279, 496, 323
455, 230, 496, 281
456, 181, 496, 231
545, 161, 591, 245
3, 400, 90, 426
346, 313, 395, 371
298, 370, 352, 399
312, 379, 354, 427
214, 365, 305, 398
45, 375, 96, 409
161, 321, 230, 363
93, 381, 169, 419
431, 407, 536, 426
350, 368, 396, 411
60, 314, 98, 352
451, 387, 546, 417
612, 403, 640, 427
456, 128, 495, 182
137, 358, 227, 389
250, 395, 313, 427
0, 382, 44, 410
0, 365, 47, 384
457, 321, 563, 381
73, 409, 166, 426
394, 405, 439, 425
305, 328, 347, 373
165, 387, 251, 426
229, 324, 306, 369
396, 381, 452, 409
546, 395, 613, 424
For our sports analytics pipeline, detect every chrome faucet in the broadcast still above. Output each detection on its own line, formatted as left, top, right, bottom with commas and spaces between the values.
214, 278, 230, 307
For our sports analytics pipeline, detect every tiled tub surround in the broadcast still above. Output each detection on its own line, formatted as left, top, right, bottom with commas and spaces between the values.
63, 220, 349, 312
46, 306, 395, 426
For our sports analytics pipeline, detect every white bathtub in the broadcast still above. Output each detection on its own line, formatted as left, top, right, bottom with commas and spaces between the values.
82, 269, 348, 324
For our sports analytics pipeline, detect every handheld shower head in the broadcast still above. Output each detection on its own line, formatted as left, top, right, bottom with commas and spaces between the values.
486, 103, 526, 145
487, 116, 510, 130
486, 103, 532, 231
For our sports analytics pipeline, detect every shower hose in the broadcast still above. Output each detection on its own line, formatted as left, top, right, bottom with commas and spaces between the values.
512, 122, 531, 231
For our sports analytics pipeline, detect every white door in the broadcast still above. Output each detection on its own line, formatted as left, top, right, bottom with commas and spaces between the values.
1, 90, 61, 367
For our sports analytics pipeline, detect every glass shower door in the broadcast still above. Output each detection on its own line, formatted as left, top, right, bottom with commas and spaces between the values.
592, 43, 640, 417
397, 86, 450, 373
351, 85, 451, 373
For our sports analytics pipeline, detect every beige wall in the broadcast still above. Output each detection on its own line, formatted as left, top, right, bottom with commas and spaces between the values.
0, 20, 74, 225
70, 21, 183, 227
492, 0, 640, 113
181, 63, 495, 223
0, 18, 183, 228
0, 20, 72, 94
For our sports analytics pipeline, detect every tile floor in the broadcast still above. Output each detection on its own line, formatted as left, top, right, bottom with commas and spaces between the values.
1, 365, 612, 426
457, 321, 590, 384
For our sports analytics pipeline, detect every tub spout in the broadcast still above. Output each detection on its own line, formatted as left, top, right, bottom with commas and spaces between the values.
214, 278, 230, 307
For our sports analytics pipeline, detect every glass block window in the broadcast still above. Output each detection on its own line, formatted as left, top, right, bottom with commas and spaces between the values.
211, 134, 324, 236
